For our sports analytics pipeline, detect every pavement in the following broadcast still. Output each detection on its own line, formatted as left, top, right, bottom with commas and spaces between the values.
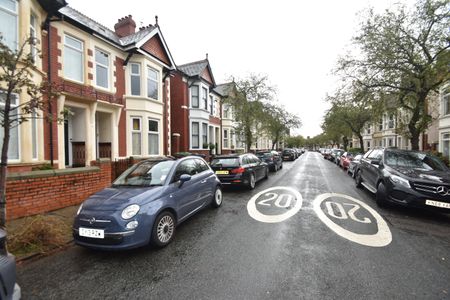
16, 152, 450, 299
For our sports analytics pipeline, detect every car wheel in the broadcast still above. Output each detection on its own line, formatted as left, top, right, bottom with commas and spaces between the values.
280, 163, 283, 169
376, 182, 389, 208
151, 211, 176, 247
211, 186, 223, 208
355, 170, 363, 188
248, 173, 256, 189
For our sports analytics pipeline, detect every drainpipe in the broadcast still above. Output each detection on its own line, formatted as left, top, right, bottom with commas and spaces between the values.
162, 70, 175, 155
44, 17, 54, 167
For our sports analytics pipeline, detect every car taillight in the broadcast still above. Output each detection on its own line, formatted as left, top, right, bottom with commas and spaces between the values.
231, 167, 245, 174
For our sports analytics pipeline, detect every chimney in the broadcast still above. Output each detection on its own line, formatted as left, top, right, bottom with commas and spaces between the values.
114, 15, 136, 37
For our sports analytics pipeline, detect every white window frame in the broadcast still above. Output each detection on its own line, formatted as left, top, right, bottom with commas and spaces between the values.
30, 12, 37, 64
442, 133, 450, 158
0, 91, 20, 162
223, 129, 229, 148
191, 122, 199, 149
31, 109, 38, 160
63, 34, 84, 83
131, 117, 142, 156
147, 66, 159, 100
148, 118, 160, 155
0, 0, 18, 50
130, 62, 141, 96
95, 48, 110, 89
202, 87, 208, 110
443, 87, 450, 116
191, 86, 199, 108
202, 123, 208, 148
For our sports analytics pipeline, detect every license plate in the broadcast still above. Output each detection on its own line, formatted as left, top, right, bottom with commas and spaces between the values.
79, 227, 104, 239
215, 170, 229, 175
425, 200, 450, 209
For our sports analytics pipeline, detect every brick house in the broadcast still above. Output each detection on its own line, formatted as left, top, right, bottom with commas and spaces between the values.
170, 58, 222, 157
44, 6, 176, 169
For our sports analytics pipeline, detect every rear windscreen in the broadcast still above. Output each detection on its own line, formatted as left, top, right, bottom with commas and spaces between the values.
211, 158, 240, 167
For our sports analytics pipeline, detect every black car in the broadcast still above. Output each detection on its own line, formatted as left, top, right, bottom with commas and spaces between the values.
347, 154, 363, 178
256, 151, 283, 172
355, 148, 450, 212
282, 149, 296, 161
210, 154, 269, 189
0, 229, 21, 300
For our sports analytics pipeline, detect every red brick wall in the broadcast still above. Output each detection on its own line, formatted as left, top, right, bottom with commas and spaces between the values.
42, 26, 62, 163
6, 160, 112, 220
115, 57, 127, 157
141, 35, 171, 66
170, 72, 189, 153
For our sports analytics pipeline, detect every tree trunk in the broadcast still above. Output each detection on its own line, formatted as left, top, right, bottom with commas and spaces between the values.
358, 133, 365, 153
343, 136, 349, 151
0, 93, 12, 229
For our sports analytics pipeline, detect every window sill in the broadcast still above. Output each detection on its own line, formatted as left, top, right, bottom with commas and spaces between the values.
126, 95, 162, 104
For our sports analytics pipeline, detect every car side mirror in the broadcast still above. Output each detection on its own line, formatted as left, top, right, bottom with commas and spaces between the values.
179, 174, 191, 187
371, 160, 380, 166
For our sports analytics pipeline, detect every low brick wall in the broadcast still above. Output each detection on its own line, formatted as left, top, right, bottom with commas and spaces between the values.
6, 159, 112, 220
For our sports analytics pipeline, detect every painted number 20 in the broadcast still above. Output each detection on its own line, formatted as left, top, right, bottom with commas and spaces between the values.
258, 192, 294, 208
325, 201, 371, 223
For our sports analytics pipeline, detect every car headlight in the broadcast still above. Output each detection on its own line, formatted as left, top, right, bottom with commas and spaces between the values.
390, 175, 411, 188
76, 203, 83, 215
121, 204, 140, 220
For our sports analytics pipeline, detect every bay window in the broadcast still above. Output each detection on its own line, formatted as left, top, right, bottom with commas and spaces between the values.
130, 63, 141, 96
0, 0, 18, 50
131, 117, 142, 155
147, 67, 158, 100
191, 86, 199, 108
148, 119, 159, 155
202, 87, 208, 110
202, 123, 208, 147
0, 92, 19, 160
192, 122, 199, 149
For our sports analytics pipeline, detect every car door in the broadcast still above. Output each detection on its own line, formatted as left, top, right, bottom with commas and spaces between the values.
170, 159, 203, 220
364, 149, 383, 190
194, 158, 215, 205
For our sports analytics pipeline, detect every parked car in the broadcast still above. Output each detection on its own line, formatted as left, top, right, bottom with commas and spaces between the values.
73, 156, 222, 250
355, 148, 450, 212
0, 229, 21, 300
282, 149, 296, 161
347, 154, 363, 178
323, 149, 332, 160
330, 149, 344, 164
256, 151, 283, 172
339, 152, 356, 170
210, 153, 268, 189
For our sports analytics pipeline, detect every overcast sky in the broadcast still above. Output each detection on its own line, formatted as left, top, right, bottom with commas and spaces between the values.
69, 0, 402, 137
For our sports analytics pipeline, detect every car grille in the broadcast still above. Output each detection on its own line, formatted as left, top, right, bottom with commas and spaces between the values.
411, 182, 450, 197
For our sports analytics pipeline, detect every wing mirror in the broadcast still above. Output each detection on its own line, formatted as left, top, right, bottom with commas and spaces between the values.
371, 159, 380, 166
179, 174, 191, 187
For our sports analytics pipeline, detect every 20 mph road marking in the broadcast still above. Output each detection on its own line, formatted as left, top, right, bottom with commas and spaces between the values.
247, 186, 303, 223
313, 193, 392, 247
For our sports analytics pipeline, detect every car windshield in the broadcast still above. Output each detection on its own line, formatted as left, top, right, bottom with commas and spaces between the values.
384, 151, 448, 171
113, 160, 176, 187
211, 158, 240, 167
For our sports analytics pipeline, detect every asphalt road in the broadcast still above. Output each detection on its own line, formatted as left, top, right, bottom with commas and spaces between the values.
17, 151, 450, 299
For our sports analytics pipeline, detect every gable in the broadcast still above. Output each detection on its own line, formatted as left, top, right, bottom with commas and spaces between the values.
201, 67, 213, 85
141, 35, 171, 66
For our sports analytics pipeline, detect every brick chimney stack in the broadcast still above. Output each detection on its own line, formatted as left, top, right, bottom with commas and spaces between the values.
114, 15, 136, 37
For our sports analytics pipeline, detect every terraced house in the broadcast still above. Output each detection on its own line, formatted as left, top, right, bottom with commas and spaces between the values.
170, 58, 222, 157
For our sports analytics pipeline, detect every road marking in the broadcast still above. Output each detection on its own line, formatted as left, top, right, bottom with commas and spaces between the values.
313, 193, 392, 247
247, 186, 303, 223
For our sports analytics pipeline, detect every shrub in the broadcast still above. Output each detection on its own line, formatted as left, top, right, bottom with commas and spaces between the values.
7, 215, 70, 257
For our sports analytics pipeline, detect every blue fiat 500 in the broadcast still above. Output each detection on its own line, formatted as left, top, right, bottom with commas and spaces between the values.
73, 156, 222, 250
